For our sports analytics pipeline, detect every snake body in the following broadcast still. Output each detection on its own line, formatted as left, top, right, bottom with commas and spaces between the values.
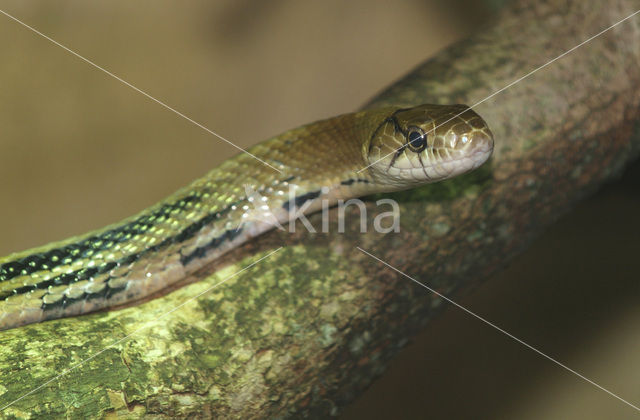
0, 104, 493, 331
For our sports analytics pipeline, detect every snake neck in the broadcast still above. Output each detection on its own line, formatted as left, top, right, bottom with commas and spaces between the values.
0, 111, 374, 330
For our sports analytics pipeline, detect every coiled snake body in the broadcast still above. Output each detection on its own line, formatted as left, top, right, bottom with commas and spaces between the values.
0, 104, 493, 330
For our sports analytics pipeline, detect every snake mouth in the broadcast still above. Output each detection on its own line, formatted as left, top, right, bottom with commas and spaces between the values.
386, 143, 493, 181
384, 122, 494, 183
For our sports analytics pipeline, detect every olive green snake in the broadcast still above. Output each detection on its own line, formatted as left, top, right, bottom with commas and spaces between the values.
0, 104, 493, 331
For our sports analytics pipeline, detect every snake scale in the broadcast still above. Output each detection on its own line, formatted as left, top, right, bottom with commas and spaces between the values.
0, 104, 493, 331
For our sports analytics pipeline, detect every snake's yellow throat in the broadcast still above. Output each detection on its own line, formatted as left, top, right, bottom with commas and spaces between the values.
0, 103, 493, 330
364, 104, 494, 188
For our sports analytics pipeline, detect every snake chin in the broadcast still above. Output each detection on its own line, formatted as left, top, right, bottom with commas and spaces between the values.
386, 146, 492, 183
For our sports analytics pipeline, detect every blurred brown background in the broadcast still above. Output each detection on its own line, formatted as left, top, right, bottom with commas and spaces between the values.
0, 1, 638, 418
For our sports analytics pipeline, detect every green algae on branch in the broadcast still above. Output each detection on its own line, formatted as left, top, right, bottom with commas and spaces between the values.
371, 163, 494, 204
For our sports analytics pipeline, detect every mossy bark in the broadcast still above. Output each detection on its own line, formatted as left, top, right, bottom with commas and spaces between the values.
2, 0, 640, 418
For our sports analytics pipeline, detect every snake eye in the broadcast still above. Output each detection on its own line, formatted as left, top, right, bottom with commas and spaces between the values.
407, 129, 427, 153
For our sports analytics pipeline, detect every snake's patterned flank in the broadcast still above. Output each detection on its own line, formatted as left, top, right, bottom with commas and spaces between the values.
0, 104, 493, 330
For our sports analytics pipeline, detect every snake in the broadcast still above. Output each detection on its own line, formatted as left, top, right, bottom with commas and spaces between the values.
0, 104, 493, 331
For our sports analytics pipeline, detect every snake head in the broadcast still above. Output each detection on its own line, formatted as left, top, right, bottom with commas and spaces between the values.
364, 104, 494, 188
